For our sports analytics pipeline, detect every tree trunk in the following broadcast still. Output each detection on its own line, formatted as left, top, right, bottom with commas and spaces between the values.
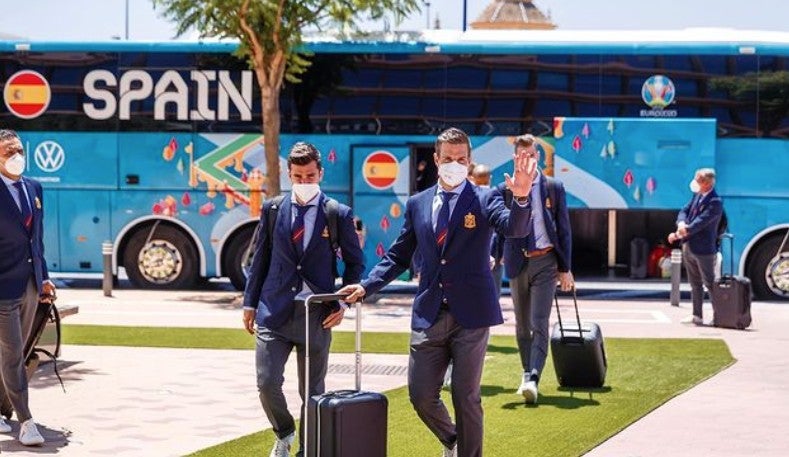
261, 86, 282, 197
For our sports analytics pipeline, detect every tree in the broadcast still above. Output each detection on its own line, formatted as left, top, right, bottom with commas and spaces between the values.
153, 0, 420, 196
710, 71, 789, 137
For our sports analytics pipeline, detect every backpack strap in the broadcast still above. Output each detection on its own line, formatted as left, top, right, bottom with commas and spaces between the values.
323, 197, 341, 277
544, 176, 559, 219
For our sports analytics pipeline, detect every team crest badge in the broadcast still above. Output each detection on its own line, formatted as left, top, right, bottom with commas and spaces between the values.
321, 227, 329, 238
464, 213, 476, 229
35, 197, 41, 209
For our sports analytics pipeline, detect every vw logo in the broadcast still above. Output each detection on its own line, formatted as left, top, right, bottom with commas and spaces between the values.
34, 141, 65, 172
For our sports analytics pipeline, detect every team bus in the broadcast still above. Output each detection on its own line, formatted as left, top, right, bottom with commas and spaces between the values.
1, 29, 787, 299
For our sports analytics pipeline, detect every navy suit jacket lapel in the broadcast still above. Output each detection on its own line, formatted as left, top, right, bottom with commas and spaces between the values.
0, 178, 27, 231
277, 197, 298, 258
418, 187, 441, 257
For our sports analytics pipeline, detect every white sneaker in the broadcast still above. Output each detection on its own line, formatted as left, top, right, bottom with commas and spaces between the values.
517, 373, 539, 404
19, 419, 44, 446
0, 416, 11, 433
269, 431, 294, 457
681, 315, 704, 326
442, 444, 457, 457
521, 380, 539, 404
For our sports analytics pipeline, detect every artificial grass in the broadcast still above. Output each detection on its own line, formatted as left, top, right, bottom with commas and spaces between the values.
62, 325, 410, 353
184, 336, 733, 457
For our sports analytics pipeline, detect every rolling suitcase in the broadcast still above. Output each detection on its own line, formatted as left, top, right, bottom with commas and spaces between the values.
550, 288, 607, 388
712, 234, 752, 329
304, 293, 388, 457
629, 237, 649, 279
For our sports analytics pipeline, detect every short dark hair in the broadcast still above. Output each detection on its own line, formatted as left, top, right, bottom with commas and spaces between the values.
513, 134, 536, 150
0, 129, 20, 143
435, 127, 471, 156
287, 142, 322, 170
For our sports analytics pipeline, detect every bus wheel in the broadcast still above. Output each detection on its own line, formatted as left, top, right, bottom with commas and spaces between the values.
223, 226, 255, 292
747, 234, 789, 300
123, 224, 198, 289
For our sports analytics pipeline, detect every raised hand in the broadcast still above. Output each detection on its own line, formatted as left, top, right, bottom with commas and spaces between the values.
503, 149, 538, 197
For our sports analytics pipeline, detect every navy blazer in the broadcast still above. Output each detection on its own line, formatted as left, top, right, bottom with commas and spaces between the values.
362, 183, 531, 330
495, 177, 572, 278
243, 193, 365, 329
677, 189, 723, 256
0, 177, 49, 300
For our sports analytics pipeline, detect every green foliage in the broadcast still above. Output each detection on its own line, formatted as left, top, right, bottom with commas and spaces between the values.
187, 337, 734, 457
152, 0, 420, 84
710, 70, 789, 134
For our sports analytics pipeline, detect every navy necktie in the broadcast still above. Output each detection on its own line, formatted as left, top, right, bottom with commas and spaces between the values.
12, 181, 32, 232
292, 204, 310, 256
436, 192, 454, 248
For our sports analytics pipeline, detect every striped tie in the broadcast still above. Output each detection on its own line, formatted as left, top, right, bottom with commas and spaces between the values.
292, 204, 310, 256
436, 192, 453, 248
12, 181, 32, 232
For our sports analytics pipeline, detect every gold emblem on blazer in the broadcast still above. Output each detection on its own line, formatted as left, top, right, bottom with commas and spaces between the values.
34, 197, 41, 209
464, 212, 476, 229
545, 197, 552, 209
321, 227, 329, 238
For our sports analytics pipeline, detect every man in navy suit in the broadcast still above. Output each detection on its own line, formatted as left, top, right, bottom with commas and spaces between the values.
0, 129, 52, 446
668, 168, 723, 325
242, 142, 364, 457
494, 134, 574, 405
341, 128, 536, 457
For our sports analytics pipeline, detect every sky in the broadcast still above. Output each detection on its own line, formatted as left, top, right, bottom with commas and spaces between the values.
0, 0, 785, 41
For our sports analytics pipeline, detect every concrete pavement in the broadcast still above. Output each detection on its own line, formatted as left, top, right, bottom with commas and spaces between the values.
4, 283, 789, 456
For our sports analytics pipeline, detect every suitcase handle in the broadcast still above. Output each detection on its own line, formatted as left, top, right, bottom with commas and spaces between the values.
720, 233, 735, 277
304, 293, 360, 457
554, 287, 584, 340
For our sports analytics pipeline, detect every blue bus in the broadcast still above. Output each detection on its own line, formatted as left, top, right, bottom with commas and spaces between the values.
1, 29, 787, 299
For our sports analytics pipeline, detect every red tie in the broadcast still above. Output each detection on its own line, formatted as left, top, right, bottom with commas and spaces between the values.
292, 205, 310, 256
436, 192, 453, 248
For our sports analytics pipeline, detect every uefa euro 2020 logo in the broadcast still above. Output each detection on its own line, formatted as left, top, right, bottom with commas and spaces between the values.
641, 75, 675, 109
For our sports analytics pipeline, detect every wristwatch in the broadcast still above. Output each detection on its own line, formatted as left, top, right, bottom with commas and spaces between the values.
514, 196, 529, 204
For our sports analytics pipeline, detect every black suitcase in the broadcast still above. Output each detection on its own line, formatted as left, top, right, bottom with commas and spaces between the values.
550, 289, 607, 388
629, 237, 649, 279
712, 234, 752, 329
304, 294, 388, 457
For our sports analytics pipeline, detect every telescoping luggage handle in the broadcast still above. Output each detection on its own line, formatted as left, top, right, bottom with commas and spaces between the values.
303, 293, 360, 457
553, 287, 584, 340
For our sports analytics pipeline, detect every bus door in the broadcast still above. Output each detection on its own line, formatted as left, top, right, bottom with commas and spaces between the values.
411, 143, 438, 194
351, 145, 411, 276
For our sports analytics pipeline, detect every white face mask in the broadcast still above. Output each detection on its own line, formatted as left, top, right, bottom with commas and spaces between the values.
4, 153, 25, 176
689, 179, 701, 193
292, 183, 320, 203
438, 161, 468, 188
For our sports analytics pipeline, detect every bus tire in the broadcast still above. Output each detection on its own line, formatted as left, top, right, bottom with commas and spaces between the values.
747, 234, 789, 301
123, 224, 199, 290
223, 226, 255, 292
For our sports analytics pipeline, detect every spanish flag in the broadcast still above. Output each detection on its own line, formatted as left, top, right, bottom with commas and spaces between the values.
3, 70, 50, 118
363, 151, 399, 189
